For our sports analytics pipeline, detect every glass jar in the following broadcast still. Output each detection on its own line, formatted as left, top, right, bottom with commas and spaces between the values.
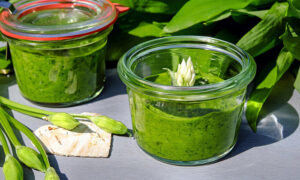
118, 36, 256, 165
0, 0, 128, 106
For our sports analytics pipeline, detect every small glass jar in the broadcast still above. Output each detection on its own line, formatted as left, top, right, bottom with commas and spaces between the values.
0, 0, 128, 106
118, 36, 256, 165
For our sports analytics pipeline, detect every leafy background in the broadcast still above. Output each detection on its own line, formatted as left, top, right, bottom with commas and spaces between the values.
0, 0, 299, 131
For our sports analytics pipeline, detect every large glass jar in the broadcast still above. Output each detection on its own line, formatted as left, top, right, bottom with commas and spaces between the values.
118, 36, 256, 165
0, 0, 128, 106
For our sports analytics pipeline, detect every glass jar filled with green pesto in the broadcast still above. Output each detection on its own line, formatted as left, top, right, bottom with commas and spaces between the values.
118, 36, 256, 165
0, 0, 128, 106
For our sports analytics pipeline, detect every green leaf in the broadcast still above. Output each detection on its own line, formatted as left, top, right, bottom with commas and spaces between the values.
232, 9, 269, 19
250, 0, 277, 6
231, 8, 269, 23
288, 0, 300, 18
106, 31, 150, 61
164, 0, 252, 33
294, 67, 300, 94
0, 59, 11, 69
282, 21, 300, 60
105, 11, 171, 61
237, 2, 288, 57
204, 11, 232, 25
281, 0, 300, 60
292, 0, 300, 9
246, 48, 294, 132
128, 21, 168, 38
111, 0, 188, 14
199, 8, 268, 26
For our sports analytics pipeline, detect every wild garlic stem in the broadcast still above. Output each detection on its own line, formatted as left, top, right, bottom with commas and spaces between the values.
70, 113, 89, 119
0, 108, 51, 169
0, 96, 128, 135
0, 107, 21, 146
0, 128, 10, 155
8, 107, 45, 119
0, 96, 55, 117
71, 113, 129, 135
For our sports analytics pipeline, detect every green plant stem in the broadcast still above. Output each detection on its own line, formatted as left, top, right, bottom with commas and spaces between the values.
0, 128, 10, 155
10, 107, 45, 119
70, 113, 89, 119
0, 108, 51, 169
0, 107, 21, 146
0, 96, 55, 117
0, 96, 129, 135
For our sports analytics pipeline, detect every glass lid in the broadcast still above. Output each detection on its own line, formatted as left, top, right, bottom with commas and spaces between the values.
0, 0, 128, 41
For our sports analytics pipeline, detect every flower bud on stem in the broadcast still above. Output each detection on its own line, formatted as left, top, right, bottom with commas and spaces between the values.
3, 154, 23, 180
45, 113, 80, 130
0, 107, 48, 172
0, 129, 23, 180
16, 145, 46, 172
45, 167, 60, 180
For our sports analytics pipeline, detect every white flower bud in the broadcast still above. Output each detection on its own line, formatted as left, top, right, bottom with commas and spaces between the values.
163, 57, 196, 86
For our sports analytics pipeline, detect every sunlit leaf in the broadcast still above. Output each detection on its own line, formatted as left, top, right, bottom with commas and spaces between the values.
164, 0, 252, 33
246, 48, 294, 132
237, 2, 288, 57
294, 67, 300, 94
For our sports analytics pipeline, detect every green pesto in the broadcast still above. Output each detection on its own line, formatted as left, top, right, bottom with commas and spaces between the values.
8, 34, 108, 104
129, 73, 244, 161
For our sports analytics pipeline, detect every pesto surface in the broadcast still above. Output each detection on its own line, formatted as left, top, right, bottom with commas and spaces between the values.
129, 73, 244, 161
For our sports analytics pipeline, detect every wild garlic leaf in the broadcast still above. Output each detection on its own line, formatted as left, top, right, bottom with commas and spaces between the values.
287, 0, 300, 19
232, 9, 269, 19
204, 8, 268, 26
164, 0, 252, 33
294, 67, 300, 94
282, 0, 300, 60
249, 0, 277, 6
237, 2, 288, 57
246, 48, 294, 132
111, 0, 188, 15
282, 21, 300, 60
128, 21, 168, 38
204, 11, 232, 25
0, 59, 11, 69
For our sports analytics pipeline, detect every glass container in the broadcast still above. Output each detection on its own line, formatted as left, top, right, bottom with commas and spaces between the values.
118, 36, 256, 165
0, 0, 128, 106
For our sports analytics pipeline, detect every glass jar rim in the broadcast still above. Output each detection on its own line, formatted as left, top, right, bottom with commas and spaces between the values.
118, 36, 256, 100
0, 0, 127, 41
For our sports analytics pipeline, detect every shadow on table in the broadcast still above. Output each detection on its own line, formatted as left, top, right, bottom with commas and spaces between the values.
224, 73, 299, 161
0, 74, 16, 99
48, 155, 69, 180
88, 69, 127, 104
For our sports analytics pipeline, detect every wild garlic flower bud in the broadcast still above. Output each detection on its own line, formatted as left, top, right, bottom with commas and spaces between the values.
3, 154, 23, 180
164, 57, 196, 86
45, 167, 60, 180
16, 146, 46, 172
88, 115, 128, 135
46, 113, 80, 130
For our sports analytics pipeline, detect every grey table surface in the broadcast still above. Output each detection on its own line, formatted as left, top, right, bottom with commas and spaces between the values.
0, 68, 300, 180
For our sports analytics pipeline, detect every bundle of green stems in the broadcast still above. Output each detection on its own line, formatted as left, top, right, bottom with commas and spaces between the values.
0, 106, 59, 179
0, 96, 129, 179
